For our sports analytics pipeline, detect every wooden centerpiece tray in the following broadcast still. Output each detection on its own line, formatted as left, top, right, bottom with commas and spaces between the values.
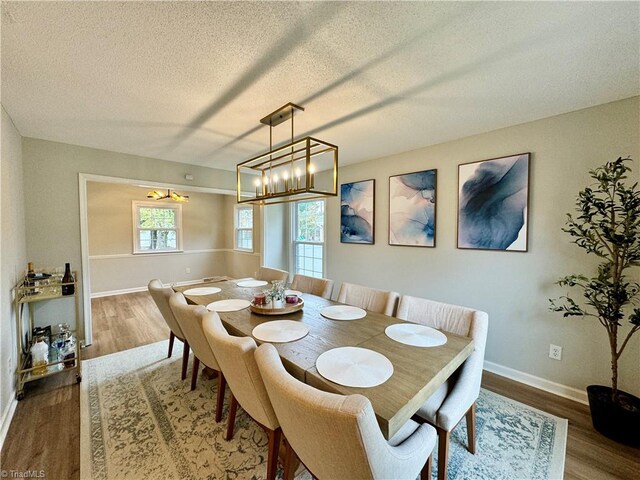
250, 298, 304, 316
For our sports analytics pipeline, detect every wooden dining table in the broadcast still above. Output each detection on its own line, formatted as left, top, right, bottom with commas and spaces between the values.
176, 279, 474, 440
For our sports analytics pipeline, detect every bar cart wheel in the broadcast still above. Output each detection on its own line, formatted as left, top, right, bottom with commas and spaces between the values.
16, 391, 25, 401
76, 374, 82, 383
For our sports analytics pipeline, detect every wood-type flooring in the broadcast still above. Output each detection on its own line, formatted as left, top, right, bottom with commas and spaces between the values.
1, 292, 638, 480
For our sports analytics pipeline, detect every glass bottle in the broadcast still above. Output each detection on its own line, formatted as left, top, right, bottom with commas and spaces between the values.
61, 263, 75, 296
30, 336, 49, 375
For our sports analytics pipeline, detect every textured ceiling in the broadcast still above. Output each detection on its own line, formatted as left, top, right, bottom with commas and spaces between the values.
1, 2, 639, 171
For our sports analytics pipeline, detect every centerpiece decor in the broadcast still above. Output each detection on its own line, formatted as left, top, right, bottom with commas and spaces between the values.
549, 157, 640, 446
250, 281, 304, 315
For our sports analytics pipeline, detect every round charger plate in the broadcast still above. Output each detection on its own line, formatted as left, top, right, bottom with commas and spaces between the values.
206, 299, 251, 312
252, 320, 309, 343
316, 347, 393, 388
182, 287, 222, 296
320, 305, 367, 321
237, 279, 269, 288
285, 289, 303, 297
385, 323, 447, 347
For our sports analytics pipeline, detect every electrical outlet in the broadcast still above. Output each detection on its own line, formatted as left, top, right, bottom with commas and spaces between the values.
7, 356, 12, 374
185, 267, 191, 274
549, 344, 562, 361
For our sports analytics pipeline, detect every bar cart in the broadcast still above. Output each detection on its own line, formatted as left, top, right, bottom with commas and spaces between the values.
14, 271, 82, 400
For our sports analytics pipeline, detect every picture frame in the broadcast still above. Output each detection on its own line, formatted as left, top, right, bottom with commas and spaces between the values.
340, 179, 375, 244
457, 152, 530, 251
388, 169, 437, 247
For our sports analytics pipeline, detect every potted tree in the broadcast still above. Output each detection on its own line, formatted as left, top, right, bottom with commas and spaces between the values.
550, 157, 640, 446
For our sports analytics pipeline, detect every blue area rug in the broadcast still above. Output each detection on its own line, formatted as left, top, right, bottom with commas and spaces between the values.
80, 341, 567, 480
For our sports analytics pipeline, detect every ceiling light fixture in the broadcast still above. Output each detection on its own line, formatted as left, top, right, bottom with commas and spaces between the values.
146, 189, 189, 202
236, 102, 338, 205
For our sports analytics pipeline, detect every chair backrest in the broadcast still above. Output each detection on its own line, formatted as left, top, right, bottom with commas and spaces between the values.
202, 312, 279, 430
255, 343, 404, 479
396, 295, 489, 397
290, 274, 334, 299
256, 266, 289, 283
148, 279, 184, 339
168, 293, 219, 370
337, 282, 399, 316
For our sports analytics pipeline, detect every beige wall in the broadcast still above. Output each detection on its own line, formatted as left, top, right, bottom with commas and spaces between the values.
87, 182, 233, 292
1, 106, 26, 435
326, 97, 640, 396
223, 195, 262, 279
22, 138, 237, 331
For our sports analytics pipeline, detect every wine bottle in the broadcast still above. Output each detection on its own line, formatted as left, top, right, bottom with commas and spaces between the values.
61, 263, 75, 296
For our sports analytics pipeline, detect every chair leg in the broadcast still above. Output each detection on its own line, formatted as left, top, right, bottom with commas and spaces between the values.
466, 403, 477, 454
421, 454, 433, 480
168, 331, 175, 358
437, 427, 450, 480
190, 356, 200, 391
215, 372, 227, 422
225, 394, 238, 441
181, 340, 190, 380
266, 427, 282, 480
283, 438, 295, 480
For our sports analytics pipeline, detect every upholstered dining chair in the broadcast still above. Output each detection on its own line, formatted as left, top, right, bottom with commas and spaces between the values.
148, 279, 190, 380
337, 282, 400, 316
255, 343, 437, 480
168, 293, 226, 422
290, 274, 334, 299
396, 295, 489, 480
256, 266, 290, 283
202, 313, 282, 480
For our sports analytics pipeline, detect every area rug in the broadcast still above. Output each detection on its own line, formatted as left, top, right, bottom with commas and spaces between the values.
80, 341, 567, 480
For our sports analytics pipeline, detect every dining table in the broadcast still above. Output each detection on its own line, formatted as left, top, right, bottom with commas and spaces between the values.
175, 278, 474, 440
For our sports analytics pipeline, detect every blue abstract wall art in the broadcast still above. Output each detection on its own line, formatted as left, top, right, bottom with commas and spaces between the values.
389, 169, 437, 247
457, 153, 530, 251
341, 179, 375, 244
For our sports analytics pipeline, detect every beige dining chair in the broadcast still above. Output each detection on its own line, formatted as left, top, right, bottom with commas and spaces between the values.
148, 279, 190, 380
169, 292, 226, 422
290, 274, 334, 299
255, 343, 437, 480
256, 266, 289, 283
396, 295, 489, 480
337, 282, 400, 316
202, 312, 282, 480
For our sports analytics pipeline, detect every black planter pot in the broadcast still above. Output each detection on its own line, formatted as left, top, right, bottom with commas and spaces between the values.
587, 385, 640, 446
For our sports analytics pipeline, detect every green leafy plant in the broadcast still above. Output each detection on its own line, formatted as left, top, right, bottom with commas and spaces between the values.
549, 157, 640, 402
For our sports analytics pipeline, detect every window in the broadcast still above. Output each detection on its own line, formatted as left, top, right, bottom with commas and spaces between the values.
292, 199, 325, 278
235, 205, 254, 251
132, 202, 182, 254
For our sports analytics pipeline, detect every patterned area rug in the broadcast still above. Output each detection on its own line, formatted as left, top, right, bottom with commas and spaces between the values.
80, 341, 567, 480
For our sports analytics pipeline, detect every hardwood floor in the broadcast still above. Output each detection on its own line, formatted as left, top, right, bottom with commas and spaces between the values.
2, 292, 638, 479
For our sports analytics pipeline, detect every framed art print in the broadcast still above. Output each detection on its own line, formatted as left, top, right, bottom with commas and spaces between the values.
389, 169, 436, 247
457, 153, 530, 251
341, 179, 375, 244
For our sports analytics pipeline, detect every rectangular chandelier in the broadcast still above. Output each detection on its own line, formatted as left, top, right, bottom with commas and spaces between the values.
236, 103, 338, 205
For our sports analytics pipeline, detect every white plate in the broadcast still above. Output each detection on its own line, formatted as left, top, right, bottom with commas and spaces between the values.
385, 323, 447, 347
236, 279, 269, 288
252, 320, 309, 343
285, 290, 303, 297
316, 347, 393, 388
182, 287, 221, 296
320, 305, 367, 321
206, 299, 251, 312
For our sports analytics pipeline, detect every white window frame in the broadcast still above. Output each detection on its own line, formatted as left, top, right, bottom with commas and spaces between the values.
290, 199, 326, 278
132, 201, 183, 254
234, 205, 254, 252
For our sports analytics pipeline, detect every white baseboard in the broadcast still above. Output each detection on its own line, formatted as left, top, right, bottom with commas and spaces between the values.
0, 396, 18, 452
91, 278, 205, 298
484, 360, 589, 405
